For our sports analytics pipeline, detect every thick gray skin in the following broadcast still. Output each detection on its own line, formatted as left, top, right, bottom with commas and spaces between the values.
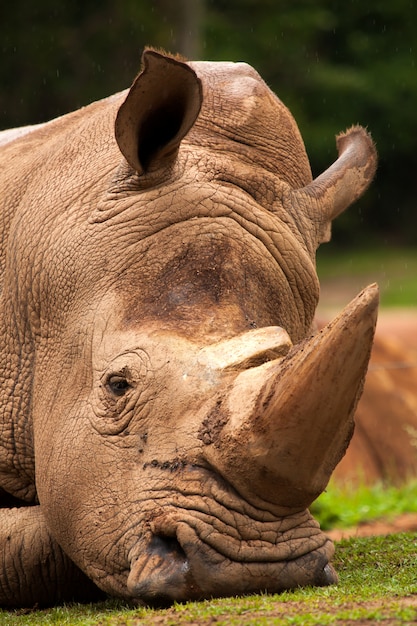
0, 50, 377, 607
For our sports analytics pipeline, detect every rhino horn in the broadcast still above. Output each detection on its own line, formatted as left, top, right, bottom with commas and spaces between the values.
115, 49, 202, 175
205, 283, 379, 511
290, 126, 377, 245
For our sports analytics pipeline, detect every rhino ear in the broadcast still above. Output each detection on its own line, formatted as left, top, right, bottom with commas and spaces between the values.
290, 126, 377, 245
115, 49, 202, 175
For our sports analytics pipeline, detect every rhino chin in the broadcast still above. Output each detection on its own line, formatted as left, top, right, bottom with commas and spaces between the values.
127, 534, 337, 607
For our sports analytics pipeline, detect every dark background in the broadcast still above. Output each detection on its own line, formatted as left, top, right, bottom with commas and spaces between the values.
1, 0, 416, 245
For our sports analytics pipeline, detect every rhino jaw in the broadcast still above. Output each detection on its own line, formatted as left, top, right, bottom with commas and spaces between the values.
203, 283, 379, 511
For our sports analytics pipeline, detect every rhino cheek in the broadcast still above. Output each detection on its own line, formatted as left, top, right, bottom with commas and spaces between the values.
34, 419, 136, 590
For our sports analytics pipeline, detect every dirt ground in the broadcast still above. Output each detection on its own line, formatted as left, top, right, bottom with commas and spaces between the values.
315, 306, 417, 485
326, 511, 417, 541
374, 309, 417, 352
142, 597, 417, 626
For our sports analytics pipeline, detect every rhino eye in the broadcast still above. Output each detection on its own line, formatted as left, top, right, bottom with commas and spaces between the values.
107, 374, 131, 397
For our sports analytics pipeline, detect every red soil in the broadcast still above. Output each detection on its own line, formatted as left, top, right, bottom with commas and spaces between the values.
333, 309, 417, 486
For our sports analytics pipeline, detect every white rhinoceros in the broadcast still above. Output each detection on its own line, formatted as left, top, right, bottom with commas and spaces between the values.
0, 49, 378, 608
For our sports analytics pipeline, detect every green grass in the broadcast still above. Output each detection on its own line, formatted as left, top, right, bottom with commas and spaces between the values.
316, 245, 417, 308
311, 477, 417, 530
2, 534, 417, 624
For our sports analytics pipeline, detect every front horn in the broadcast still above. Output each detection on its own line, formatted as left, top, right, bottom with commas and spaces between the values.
204, 283, 379, 512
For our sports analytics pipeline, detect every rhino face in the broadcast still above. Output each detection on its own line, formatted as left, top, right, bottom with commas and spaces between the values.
32, 50, 378, 606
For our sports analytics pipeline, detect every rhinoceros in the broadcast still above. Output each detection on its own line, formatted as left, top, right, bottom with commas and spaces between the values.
0, 49, 378, 608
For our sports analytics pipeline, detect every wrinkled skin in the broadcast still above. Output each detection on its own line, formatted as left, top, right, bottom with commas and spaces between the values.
0, 50, 378, 608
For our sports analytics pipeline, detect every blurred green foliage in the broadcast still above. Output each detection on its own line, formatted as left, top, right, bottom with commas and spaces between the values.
311, 478, 417, 530
1, 0, 416, 244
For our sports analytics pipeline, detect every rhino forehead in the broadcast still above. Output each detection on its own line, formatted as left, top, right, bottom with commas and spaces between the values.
104, 219, 315, 344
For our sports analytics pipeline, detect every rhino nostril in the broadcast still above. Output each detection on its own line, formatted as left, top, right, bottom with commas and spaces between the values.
149, 533, 187, 561
128, 532, 201, 606
321, 563, 338, 586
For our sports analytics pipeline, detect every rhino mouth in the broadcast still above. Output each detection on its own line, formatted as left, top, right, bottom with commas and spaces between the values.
126, 466, 336, 607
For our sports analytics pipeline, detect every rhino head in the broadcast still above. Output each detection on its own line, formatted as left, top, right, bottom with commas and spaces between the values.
17, 50, 377, 606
